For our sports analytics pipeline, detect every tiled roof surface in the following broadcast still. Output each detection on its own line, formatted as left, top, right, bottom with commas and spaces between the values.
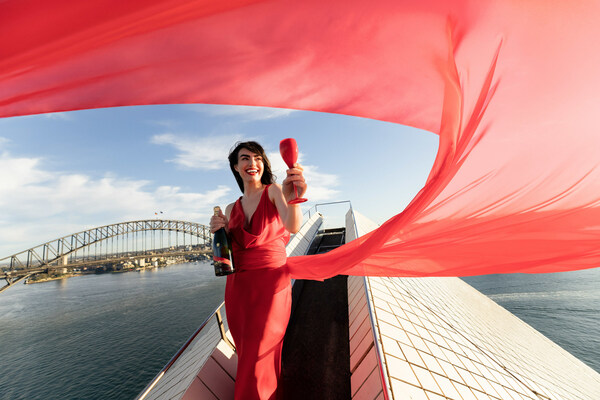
347, 209, 600, 400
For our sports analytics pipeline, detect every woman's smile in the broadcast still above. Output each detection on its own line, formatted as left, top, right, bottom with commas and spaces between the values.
236, 148, 264, 183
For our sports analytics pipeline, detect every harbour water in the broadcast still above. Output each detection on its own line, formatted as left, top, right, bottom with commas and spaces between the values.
0, 262, 598, 399
0, 262, 225, 400
463, 267, 600, 373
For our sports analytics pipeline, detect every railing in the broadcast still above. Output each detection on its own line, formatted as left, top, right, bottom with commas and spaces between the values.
303, 200, 351, 219
304, 200, 357, 232
136, 301, 233, 400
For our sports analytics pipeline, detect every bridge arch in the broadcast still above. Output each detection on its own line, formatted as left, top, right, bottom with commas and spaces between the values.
0, 219, 212, 273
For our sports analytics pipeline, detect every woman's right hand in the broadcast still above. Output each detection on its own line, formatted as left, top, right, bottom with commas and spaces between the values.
210, 209, 229, 233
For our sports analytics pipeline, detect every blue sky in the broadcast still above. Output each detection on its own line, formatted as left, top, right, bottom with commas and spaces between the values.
0, 104, 438, 256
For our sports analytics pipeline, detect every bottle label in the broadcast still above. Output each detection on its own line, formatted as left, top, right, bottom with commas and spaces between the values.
213, 256, 232, 266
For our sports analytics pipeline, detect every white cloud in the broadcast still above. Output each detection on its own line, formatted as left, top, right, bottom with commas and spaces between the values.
0, 139, 340, 258
186, 104, 297, 121
147, 119, 179, 129
302, 165, 341, 201
0, 153, 51, 190
151, 133, 244, 170
268, 151, 340, 202
42, 112, 72, 121
0, 150, 231, 257
150, 131, 341, 202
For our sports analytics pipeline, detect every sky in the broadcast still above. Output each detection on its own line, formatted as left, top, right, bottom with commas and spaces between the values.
0, 104, 438, 257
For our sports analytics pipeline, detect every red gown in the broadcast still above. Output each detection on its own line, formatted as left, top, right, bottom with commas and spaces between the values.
225, 185, 291, 400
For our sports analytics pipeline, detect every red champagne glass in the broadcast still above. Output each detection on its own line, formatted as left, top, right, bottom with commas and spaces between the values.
279, 138, 307, 204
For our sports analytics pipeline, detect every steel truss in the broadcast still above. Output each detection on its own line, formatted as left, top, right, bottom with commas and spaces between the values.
0, 219, 211, 272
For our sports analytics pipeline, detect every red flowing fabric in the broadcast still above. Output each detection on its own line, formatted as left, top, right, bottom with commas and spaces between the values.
226, 185, 291, 399
1, 0, 599, 277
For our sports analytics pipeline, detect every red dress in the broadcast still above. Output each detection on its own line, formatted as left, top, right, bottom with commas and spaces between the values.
225, 185, 291, 400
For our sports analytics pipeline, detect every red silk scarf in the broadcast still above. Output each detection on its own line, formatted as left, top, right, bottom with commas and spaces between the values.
1, 0, 598, 277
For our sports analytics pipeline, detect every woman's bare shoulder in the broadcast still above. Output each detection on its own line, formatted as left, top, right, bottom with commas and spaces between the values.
268, 183, 283, 199
225, 202, 235, 218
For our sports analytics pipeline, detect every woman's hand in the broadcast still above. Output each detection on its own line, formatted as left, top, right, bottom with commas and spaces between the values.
282, 163, 307, 203
210, 208, 229, 233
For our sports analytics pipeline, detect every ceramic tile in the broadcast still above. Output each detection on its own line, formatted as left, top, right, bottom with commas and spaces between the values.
408, 332, 430, 354
390, 378, 429, 400
386, 354, 420, 387
425, 391, 447, 400
380, 334, 405, 361
399, 344, 426, 369
351, 257, 600, 400
433, 374, 461, 400
412, 364, 443, 395
418, 351, 446, 377
455, 382, 479, 400
437, 359, 465, 385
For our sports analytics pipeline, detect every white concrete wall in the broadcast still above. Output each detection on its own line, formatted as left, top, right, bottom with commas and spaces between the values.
286, 212, 323, 257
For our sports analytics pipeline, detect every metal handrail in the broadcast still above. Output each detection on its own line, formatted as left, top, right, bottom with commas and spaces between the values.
304, 200, 353, 220
135, 301, 233, 400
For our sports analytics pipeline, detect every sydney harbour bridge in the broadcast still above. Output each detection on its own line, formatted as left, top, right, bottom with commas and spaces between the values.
0, 220, 212, 293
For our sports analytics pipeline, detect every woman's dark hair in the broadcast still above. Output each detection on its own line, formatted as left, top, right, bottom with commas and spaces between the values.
228, 141, 275, 193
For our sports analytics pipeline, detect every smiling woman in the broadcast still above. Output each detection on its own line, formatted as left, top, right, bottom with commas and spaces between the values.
208, 140, 307, 399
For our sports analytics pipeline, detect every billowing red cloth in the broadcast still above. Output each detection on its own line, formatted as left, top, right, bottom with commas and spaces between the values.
1, 0, 599, 276
225, 186, 291, 399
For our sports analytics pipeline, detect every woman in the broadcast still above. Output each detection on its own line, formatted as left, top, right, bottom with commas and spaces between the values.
210, 141, 307, 400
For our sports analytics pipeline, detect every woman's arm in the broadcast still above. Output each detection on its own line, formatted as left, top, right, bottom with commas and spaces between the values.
270, 163, 307, 233
270, 184, 302, 233
225, 203, 234, 221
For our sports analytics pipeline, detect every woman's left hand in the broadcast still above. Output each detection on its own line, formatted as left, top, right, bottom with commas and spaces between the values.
282, 163, 307, 203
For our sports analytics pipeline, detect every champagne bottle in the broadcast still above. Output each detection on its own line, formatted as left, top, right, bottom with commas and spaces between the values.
212, 206, 235, 276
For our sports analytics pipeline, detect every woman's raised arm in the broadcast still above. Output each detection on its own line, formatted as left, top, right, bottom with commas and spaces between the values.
270, 163, 307, 233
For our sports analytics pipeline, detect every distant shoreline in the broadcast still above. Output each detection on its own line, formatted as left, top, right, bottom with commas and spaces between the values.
26, 273, 79, 285
23, 258, 210, 285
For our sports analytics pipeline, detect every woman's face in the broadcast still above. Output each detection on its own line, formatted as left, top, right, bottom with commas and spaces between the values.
235, 148, 264, 185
